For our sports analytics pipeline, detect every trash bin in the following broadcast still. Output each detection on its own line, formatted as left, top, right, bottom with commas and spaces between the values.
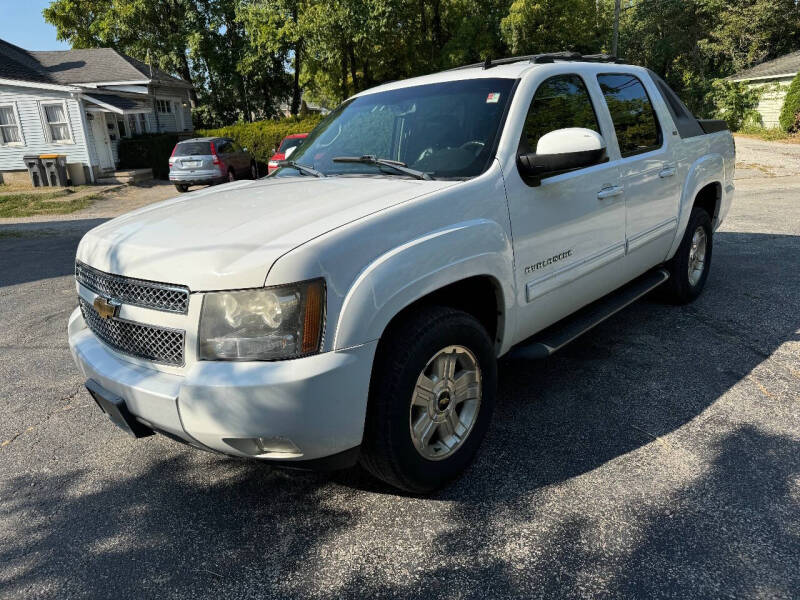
23, 155, 48, 187
40, 154, 69, 187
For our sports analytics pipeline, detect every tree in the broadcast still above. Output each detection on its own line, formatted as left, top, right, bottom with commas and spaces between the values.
500, 0, 611, 55
779, 72, 800, 132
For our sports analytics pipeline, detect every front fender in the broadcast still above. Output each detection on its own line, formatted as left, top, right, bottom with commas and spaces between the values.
333, 219, 515, 352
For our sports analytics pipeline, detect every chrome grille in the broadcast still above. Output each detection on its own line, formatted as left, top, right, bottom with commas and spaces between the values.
76, 261, 189, 314
79, 298, 185, 366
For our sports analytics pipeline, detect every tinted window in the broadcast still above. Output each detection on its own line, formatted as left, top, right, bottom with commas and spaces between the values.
217, 141, 234, 154
597, 74, 661, 156
279, 137, 304, 153
519, 74, 600, 154
174, 141, 211, 156
282, 78, 516, 179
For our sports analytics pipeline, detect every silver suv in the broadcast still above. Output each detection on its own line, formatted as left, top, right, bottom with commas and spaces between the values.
168, 137, 258, 192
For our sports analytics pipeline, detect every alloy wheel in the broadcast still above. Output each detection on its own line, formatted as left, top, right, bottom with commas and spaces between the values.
409, 345, 482, 461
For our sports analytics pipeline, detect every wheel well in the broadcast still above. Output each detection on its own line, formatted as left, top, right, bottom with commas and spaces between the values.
693, 182, 721, 225
386, 276, 502, 344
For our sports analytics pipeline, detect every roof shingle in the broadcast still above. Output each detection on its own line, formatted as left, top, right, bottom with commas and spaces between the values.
0, 38, 191, 87
729, 51, 800, 82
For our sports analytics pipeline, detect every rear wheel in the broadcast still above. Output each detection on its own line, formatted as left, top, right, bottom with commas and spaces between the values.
227, 169, 236, 182
250, 162, 258, 179
174, 184, 189, 193
663, 206, 713, 303
360, 306, 497, 493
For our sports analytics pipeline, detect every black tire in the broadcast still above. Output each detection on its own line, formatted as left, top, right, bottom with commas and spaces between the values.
250, 162, 259, 179
227, 169, 236, 182
360, 306, 497, 493
663, 206, 713, 304
174, 184, 189, 193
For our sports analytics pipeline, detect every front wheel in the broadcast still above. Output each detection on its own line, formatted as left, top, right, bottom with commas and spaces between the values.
174, 184, 189, 193
250, 162, 259, 179
360, 306, 497, 493
663, 206, 713, 304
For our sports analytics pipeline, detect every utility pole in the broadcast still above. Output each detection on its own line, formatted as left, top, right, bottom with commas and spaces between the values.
612, 0, 621, 57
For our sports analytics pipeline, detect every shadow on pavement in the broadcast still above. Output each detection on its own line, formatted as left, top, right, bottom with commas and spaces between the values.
0, 229, 797, 597
0, 219, 107, 288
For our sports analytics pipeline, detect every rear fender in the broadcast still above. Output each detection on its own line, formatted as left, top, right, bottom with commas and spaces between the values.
666, 153, 723, 260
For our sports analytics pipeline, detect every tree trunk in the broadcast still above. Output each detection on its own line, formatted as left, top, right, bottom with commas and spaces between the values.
291, 4, 302, 115
291, 41, 302, 115
178, 51, 198, 106
432, 0, 443, 51
340, 47, 349, 100
348, 45, 359, 92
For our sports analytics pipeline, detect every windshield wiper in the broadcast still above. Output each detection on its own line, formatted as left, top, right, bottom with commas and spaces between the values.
277, 160, 325, 178
332, 155, 432, 180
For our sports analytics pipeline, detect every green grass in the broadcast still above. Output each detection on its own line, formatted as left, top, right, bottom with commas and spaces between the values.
0, 189, 95, 218
735, 126, 800, 143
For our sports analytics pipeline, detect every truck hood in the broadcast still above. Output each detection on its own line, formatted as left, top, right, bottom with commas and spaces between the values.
77, 176, 458, 290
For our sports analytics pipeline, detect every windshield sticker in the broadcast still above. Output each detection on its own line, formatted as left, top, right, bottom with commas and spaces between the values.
486, 92, 501, 103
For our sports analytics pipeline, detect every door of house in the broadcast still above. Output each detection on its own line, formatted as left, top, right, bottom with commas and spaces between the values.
90, 113, 115, 170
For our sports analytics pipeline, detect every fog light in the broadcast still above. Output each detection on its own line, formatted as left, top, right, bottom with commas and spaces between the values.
256, 437, 301, 454
222, 436, 302, 457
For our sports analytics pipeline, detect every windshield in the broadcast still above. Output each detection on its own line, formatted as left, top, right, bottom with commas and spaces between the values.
276, 78, 516, 179
174, 141, 211, 156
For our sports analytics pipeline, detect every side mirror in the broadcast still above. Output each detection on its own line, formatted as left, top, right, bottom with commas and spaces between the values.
242, 146, 248, 152
518, 128, 605, 183
284, 146, 297, 159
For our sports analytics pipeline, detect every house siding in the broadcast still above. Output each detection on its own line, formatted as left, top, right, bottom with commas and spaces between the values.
0, 84, 92, 172
745, 76, 794, 128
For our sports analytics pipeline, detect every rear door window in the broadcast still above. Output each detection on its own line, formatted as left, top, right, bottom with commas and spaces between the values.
597, 74, 662, 157
174, 141, 210, 156
519, 74, 601, 154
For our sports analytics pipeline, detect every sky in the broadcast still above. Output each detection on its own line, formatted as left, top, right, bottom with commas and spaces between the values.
0, 1, 70, 50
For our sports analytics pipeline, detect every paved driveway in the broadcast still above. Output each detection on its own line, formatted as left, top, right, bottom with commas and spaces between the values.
0, 161, 798, 598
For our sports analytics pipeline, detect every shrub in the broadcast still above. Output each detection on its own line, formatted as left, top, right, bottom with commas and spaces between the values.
778, 71, 800, 132
118, 133, 183, 180
197, 114, 324, 163
708, 80, 762, 131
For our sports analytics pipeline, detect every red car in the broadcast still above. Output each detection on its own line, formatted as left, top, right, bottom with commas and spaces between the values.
268, 133, 309, 173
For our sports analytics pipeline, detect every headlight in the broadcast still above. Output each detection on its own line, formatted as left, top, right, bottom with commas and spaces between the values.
198, 280, 325, 361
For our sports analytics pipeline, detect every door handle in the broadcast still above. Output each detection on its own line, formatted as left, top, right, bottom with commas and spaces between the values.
659, 166, 676, 178
597, 185, 624, 199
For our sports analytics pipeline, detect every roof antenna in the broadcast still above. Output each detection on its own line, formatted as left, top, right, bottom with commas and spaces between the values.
483, 56, 492, 70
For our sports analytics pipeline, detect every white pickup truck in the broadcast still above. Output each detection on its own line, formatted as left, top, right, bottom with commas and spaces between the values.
69, 53, 734, 492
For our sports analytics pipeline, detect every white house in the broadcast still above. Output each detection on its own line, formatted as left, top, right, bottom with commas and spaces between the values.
728, 50, 800, 128
0, 39, 194, 184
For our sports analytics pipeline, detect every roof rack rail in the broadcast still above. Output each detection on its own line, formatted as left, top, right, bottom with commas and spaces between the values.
450, 52, 627, 71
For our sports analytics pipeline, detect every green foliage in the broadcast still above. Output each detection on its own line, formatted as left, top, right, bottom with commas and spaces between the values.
708, 80, 762, 131
779, 71, 800, 132
42, 0, 800, 127
501, 0, 611, 55
118, 133, 184, 180
737, 125, 797, 141
197, 115, 324, 162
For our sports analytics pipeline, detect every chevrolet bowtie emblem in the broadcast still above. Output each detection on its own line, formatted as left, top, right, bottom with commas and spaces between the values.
93, 296, 120, 320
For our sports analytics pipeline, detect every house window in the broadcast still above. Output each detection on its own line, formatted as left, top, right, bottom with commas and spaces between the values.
127, 114, 138, 136
41, 102, 72, 143
0, 104, 23, 144
138, 113, 148, 133
156, 99, 172, 113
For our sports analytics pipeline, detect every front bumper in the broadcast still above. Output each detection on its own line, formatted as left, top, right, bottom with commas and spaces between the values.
68, 307, 377, 463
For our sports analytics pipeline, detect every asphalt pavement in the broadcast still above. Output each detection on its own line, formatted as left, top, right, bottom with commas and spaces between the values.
1, 145, 798, 598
